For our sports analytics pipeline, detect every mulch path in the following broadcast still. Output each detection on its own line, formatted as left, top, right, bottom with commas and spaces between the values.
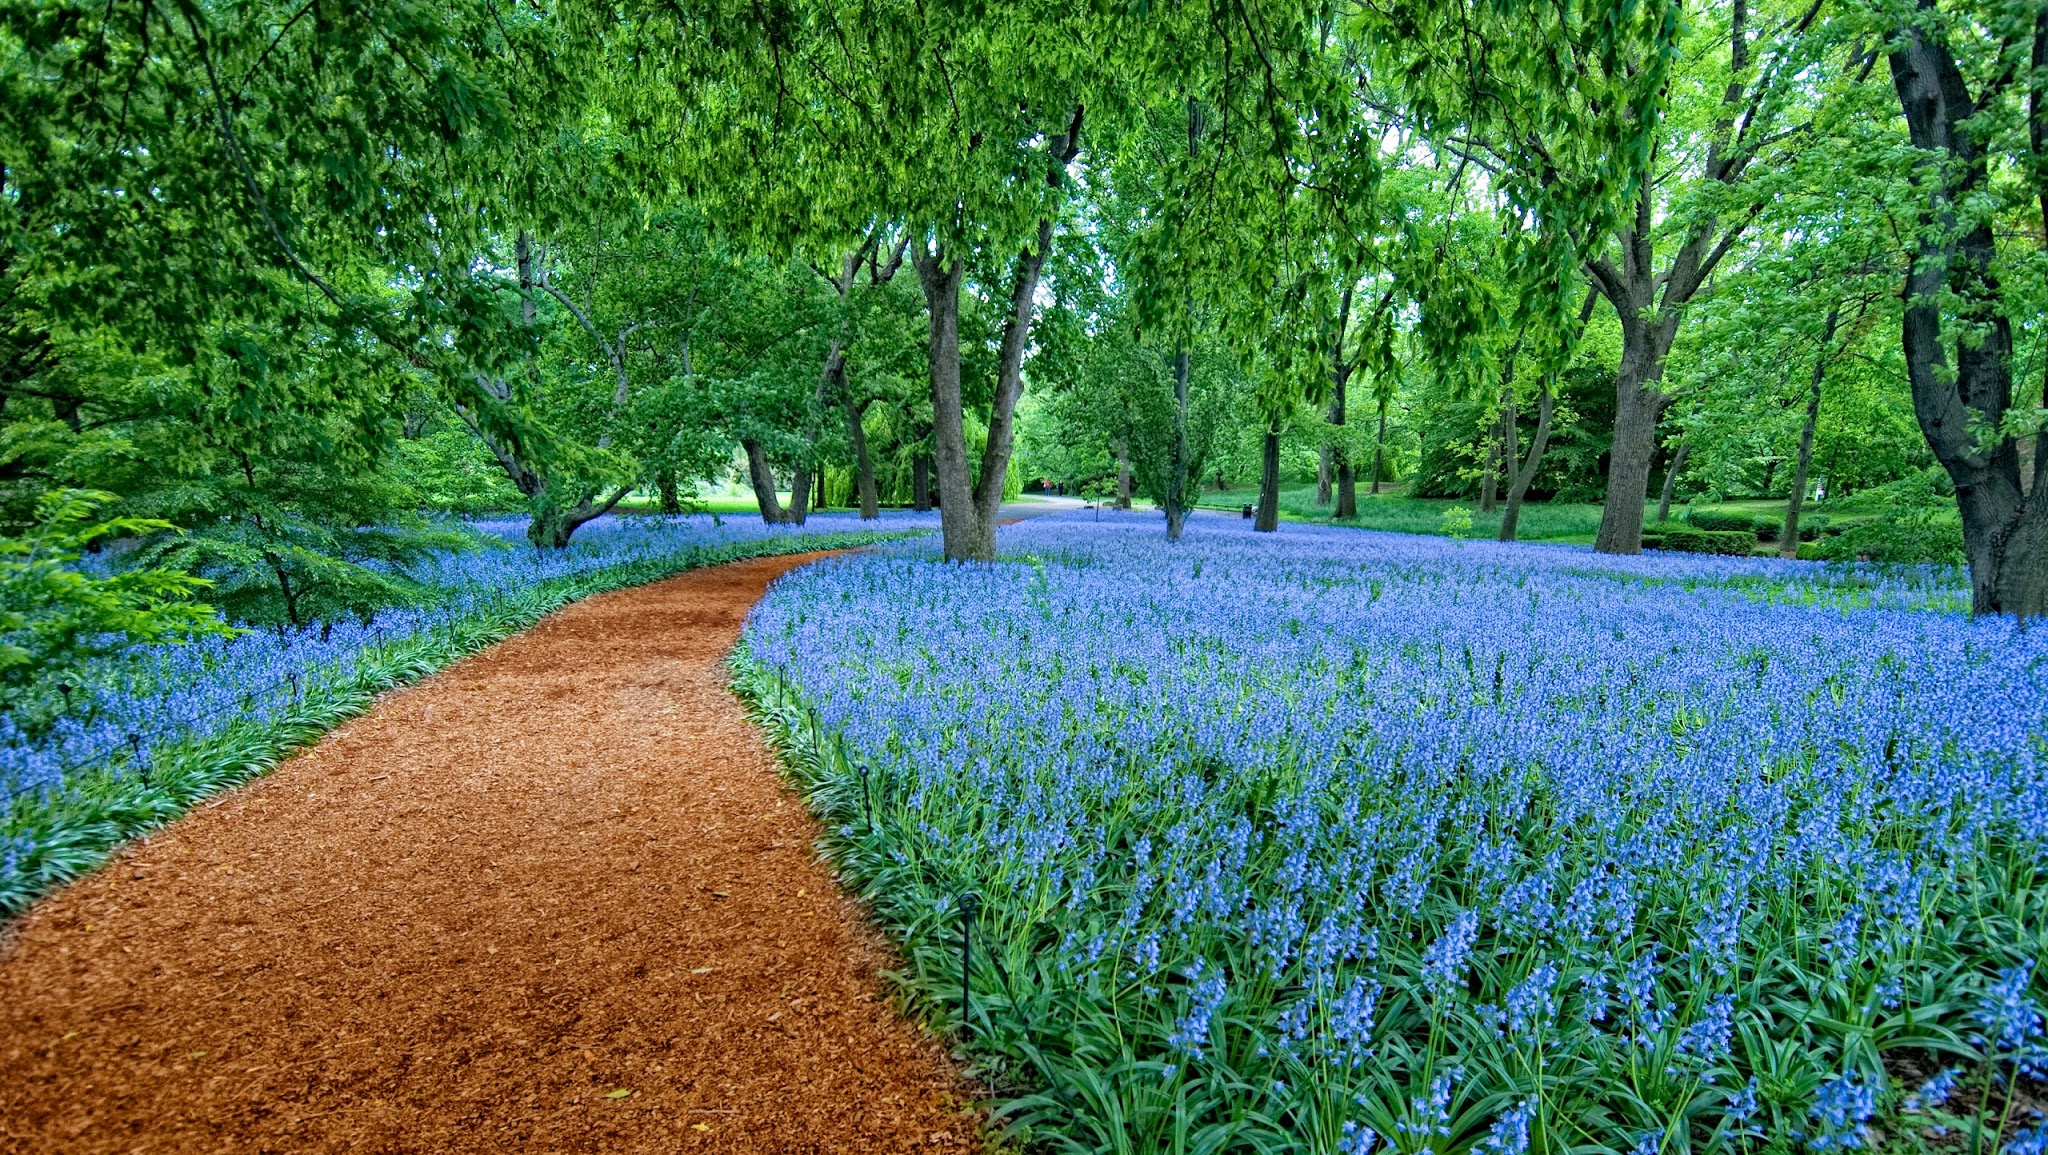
0, 552, 983, 1153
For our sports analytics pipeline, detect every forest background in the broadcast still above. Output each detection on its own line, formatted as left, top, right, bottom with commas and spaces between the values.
2, 0, 2045, 714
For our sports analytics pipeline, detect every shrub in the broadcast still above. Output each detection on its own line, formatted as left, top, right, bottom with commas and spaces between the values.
1806, 470, 1964, 565
1643, 524, 1755, 555
1683, 507, 1758, 534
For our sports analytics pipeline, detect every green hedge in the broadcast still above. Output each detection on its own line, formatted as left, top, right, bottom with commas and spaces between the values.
1642, 524, 1756, 555
1, 529, 916, 917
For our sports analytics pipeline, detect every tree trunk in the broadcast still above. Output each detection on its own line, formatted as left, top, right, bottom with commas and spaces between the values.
1656, 440, 1690, 523
787, 462, 812, 526
1781, 308, 1838, 558
912, 250, 979, 557
847, 400, 879, 519
742, 438, 788, 524
657, 469, 680, 515
527, 487, 630, 548
914, 226, 1050, 561
1116, 448, 1133, 510
912, 112, 1080, 562
911, 452, 932, 512
1324, 286, 1354, 515
1370, 397, 1388, 495
1165, 347, 1190, 540
1477, 418, 1502, 513
1889, 16, 2048, 615
1499, 383, 1554, 542
1254, 426, 1280, 532
1596, 376, 1668, 554
457, 231, 629, 550
1588, 118, 1740, 554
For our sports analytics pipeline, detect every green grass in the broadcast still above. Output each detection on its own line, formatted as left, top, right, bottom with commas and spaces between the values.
1195, 485, 1612, 543
612, 494, 782, 515
1193, 486, 1896, 551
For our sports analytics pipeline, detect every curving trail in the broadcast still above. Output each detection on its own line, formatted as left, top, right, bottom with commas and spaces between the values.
0, 552, 981, 1154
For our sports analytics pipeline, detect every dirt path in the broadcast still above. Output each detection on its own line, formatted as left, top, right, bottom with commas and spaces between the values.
0, 553, 981, 1154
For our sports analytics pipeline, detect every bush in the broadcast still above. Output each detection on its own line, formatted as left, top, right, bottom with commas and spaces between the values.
1643, 524, 1755, 555
1805, 470, 1965, 565
0, 490, 230, 728
1685, 507, 1763, 535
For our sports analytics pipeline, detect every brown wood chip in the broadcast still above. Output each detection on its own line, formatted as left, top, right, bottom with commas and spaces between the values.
0, 551, 982, 1153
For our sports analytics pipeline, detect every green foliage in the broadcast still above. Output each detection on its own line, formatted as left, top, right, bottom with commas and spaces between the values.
392, 429, 525, 515
1806, 471, 1967, 566
0, 491, 227, 721
1439, 504, 1474, 539
1683, 508, 1775, 540
1641, 524, 1757, 556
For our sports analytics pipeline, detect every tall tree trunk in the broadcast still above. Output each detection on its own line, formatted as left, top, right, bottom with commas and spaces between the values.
1889, 17, 2048, 614
1781, 307, 1838, 558
1477, 422, 1502, 514
847, 400, 879, 519
657, 468, 680, 515
1328, 287, 1355, 520
912, 251, 978, 555
1370, 397, 1389, 495
1116, 447, 1133, 510
459, 230, 640, 549
1587, 0, 1774, 555
1317, 447, 1334, 506
787, 463, 812, 526
1656, 440, 1690, 524
912, 109, 1081, 562
1498, 382, 1555, 542
1590, 192, 1685, 555
1165, 347, 1190, 540
1254, 426, 1281, 532
912, 452, 932, 511
742, 438, 788, 524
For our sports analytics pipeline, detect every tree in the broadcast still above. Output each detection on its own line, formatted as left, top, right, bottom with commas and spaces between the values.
596, 0, 1117, 560
1357, 0, 1856, 553
1874, 0, 2048, 614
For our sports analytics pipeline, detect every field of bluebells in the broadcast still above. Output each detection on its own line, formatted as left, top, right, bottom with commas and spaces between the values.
0, 512, 931, 913
741, 510, 2048, 1155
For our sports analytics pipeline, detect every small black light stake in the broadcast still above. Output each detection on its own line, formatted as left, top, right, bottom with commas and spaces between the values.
958, 891, 981, 1033
288, 671, 300, 701
858, 763, 873, 829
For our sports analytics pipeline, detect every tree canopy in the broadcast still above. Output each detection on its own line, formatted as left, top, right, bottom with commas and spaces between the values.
2, 0, 2044, 656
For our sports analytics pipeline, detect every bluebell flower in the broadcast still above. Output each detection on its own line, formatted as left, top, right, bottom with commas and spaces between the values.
1806, 1073, 1875, 1152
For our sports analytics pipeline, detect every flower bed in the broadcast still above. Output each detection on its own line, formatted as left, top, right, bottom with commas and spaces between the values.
742, 511, 2047, 1154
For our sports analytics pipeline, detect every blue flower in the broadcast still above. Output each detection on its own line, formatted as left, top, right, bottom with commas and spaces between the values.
1806, 1073, 1875, 1151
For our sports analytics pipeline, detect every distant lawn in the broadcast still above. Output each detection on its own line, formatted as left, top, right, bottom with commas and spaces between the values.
614, 494, 772, 516
1195, 485, 1611, 542
1192, 486, 1885, 549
